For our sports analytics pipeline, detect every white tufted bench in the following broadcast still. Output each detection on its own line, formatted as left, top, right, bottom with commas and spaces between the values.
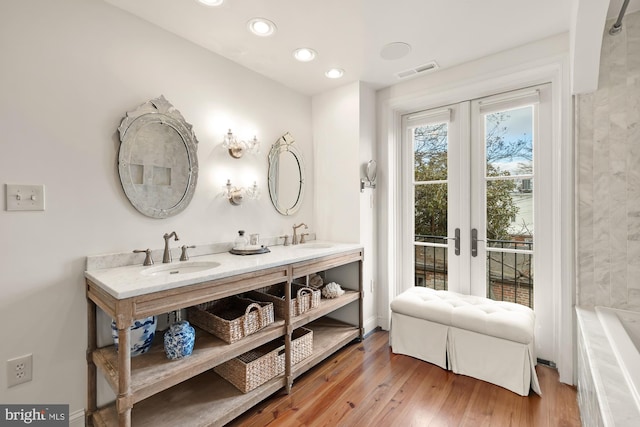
390, 287, 541, 396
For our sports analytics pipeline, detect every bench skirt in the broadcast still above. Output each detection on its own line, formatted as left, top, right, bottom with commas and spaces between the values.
391, 311, 541, 396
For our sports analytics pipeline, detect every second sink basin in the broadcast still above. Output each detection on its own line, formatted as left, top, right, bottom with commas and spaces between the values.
296, 243, 334, 249
141, 261, 221, 277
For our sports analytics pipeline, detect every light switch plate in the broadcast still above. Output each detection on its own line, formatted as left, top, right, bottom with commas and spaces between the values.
5, 184, 45, 211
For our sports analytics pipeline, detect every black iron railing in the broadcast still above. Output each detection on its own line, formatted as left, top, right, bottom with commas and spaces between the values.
414, 234, 448, 290
414, 235, 533, 308
487, 239, 533, 308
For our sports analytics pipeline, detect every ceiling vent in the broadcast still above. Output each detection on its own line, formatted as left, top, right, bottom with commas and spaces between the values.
396, 61, 439, 79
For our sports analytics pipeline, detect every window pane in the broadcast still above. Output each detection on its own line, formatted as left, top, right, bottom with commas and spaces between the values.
486, 177, 534, 309
415, 183, 447, 238
414, 183, 448, 291
414, 123, 448, 181
486, 179, 534, 242
487, 252, 534, 308
415, 244, 448, 290
485, 106, 533, 176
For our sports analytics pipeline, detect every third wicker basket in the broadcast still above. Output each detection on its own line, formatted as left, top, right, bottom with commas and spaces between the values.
248, 283, 320, 318
187, 296, 274, 344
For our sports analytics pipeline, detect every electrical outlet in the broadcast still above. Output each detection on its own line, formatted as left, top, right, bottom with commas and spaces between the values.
7, 354, 32, 387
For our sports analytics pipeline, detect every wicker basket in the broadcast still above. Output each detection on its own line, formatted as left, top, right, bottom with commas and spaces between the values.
214, 340, 284, 393
214, 327, 313, 393
187, 296, 274, 344
289, 327, 314, 366
248, 283, 320, 318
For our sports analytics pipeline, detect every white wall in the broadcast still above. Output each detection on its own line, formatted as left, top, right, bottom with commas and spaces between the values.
312, 83, 360, 242
312, 82, 378, 332
0, 0, 313, 415
359, 84, 379, 332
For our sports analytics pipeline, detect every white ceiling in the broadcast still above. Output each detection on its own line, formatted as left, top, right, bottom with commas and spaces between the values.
104, 0, 640, 96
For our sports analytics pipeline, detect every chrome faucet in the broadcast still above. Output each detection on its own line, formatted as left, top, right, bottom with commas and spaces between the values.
292, 223, 308, 245
163, 231, 179, 263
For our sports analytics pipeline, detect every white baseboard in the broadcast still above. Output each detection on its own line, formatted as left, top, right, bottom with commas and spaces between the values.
364, 316, 379, 335
70, 409, 85, 427
378, 315, 390, 331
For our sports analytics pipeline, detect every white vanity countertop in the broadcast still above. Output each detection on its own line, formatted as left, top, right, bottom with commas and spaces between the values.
85, 241, 363, 300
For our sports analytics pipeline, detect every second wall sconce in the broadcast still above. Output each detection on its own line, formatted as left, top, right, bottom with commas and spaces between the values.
223, 179, 260, 205
222, 129, 260, 159
360, 160, 377, 192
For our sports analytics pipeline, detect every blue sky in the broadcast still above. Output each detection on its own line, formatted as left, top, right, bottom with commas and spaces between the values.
486, 105, 533, 175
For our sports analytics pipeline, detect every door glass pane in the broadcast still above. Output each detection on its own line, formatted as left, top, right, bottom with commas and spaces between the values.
414, 123, 448, 181
486, 179, 534, 242
415, 184, 447, 237
487, 252, 534, 308
486, 179, 534, 308
484, 105, 534, 308
414, 179, 448, 288
415, 242, 448, 290
485, 106, 533, 175
414, 121, 449, 290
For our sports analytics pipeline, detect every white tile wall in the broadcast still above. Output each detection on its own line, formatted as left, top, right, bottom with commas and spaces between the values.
577, 10, 640, 309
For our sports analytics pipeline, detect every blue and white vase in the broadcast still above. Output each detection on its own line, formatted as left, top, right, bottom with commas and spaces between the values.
111, 316, 157, 357
163, 320, 196, 360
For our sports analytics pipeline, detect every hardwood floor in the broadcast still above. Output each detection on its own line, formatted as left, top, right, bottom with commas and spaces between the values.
227, 330, 581, 427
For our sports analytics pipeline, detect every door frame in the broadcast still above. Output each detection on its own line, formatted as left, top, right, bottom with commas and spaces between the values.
401, 85, 554, 361
377, 57, 574, 385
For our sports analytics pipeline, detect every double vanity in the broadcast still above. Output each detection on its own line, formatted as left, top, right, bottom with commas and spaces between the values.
87, 95, 354, 426
85, 241, 364, 427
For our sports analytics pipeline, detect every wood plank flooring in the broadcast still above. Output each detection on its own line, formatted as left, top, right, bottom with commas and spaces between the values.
227, 330, 581, 427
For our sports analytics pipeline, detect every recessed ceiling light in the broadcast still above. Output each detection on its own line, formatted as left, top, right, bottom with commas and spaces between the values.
247, 18, 277, 37
197, 0, 224, 6
293, 48, 317, 62
325, 68, 344, 79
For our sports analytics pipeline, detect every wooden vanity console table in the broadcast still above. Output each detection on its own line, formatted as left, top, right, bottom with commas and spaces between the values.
86, 245, 363, 427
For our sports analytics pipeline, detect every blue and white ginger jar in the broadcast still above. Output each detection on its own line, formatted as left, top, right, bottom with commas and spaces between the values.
111, 316, 157, 357
163, 320, 196, 360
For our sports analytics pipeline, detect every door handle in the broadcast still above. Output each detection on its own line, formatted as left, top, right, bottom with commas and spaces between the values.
472, 228, 478, 257
446, 228, 460, 256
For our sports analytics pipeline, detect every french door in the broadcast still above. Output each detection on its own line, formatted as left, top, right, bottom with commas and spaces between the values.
402, 84, 554, 361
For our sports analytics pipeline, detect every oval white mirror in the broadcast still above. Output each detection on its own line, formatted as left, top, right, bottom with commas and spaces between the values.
268, 132, 305, 215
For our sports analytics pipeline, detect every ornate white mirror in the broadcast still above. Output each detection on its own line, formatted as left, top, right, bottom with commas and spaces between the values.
268, 132, 305, 215
117, 96, 198, 218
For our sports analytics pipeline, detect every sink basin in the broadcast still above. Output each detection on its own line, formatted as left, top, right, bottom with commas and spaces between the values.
141, 261, 221, 276
296, 243, 334, 249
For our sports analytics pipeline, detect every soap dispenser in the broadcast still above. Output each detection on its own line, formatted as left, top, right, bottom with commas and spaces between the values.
234, 230, 248, 250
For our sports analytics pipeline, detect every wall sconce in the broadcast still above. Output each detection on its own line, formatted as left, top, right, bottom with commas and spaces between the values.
223, 179, 260, 205
222, 129, 260, 159
360, 160, 377, 192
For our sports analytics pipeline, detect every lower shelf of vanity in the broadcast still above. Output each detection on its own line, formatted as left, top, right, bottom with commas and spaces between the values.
291, 317, 360, 380
93, 290, 360, 404
91, 317, 360, 427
